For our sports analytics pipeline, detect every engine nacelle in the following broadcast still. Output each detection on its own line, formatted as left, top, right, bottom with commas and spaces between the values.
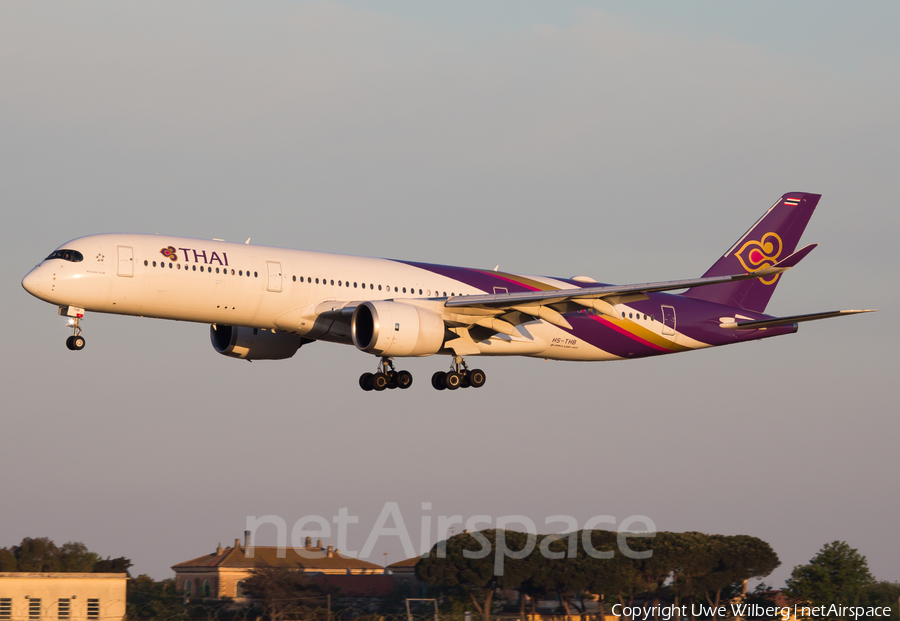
210, 325, 307, 360
351, 301, 445, 357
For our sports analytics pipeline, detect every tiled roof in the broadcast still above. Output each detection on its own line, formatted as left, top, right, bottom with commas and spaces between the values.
172, 545, 384, 573
387, 556, 421, 569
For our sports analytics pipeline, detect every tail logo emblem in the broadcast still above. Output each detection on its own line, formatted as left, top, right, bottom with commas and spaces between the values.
735, 232, 782, 285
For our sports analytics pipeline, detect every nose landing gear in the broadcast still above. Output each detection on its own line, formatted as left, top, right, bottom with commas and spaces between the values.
60, 306, 86, 351
359, 357, 413, 392
431, 356, 486, 391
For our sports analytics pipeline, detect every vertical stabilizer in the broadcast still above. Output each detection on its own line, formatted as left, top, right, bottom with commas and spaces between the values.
683, 192, 820, 312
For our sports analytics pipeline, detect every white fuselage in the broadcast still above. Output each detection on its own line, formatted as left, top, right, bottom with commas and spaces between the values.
24, 233, 662, 361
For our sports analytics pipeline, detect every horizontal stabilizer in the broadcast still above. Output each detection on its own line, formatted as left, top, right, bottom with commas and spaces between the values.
720, 309, 877, 330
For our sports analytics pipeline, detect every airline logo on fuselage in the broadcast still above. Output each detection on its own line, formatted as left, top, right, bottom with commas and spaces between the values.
734, 232, 782, 285
160, 245, 229, 266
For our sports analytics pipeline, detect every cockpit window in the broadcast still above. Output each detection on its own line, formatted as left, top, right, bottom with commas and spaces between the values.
45, 249, 84, 263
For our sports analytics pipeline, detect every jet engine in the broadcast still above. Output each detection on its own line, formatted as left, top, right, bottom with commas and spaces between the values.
351, 301, 445, 357
210, 325, 308, 360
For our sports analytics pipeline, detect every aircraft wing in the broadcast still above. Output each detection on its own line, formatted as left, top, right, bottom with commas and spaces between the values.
442, 244, 819, 330
719, 309, 877, 330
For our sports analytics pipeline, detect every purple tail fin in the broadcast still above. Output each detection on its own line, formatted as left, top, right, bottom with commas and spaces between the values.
683, 192, 820, 312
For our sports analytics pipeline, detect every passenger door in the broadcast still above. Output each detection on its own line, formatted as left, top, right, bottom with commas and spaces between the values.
117, 246, 134, 277
266, 261, 283, 293
661, 305, 676, 336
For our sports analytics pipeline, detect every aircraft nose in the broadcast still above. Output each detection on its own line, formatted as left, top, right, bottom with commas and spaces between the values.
22, 267, 42, 297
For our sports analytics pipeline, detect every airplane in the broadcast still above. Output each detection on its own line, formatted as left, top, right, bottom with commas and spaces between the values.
21, 192, 874, 392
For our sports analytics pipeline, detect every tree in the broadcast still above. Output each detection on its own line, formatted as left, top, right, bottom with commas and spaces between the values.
1, 538, 131, 575
531, 533, 592, 616
581, 529, 646, 619
14, 537, 61, 572
127, 575, 186, 620
785, 541, 876, 618
417, 530, 536, 621
861, 582, 900, 620
692, 535, 779, 621
58, 542, 100, 573
0, 548, 17, 571
94, 556, 133, 576
240, 564, 327, 621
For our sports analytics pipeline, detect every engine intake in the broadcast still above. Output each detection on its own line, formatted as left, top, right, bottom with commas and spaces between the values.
210, 325, 308, 360
351, 301, 445, 357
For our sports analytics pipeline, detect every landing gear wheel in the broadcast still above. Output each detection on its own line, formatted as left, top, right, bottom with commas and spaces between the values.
432, 371, 447, 390
66, 336, 76, 350
386, 371, 398, 389
396, 370, 413, 389
460, 371, 471, 388
372, 373, 388, 391
468, 368, 486, 388
71, 335, 85, 350
359, 373, 374, 391
444, 371, 461, 390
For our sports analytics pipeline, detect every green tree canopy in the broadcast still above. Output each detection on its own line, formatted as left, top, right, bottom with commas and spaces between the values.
0, 548, 17, 572
0, 537, 131, 575
417, 530, 536, 621
785, 541, 876, 617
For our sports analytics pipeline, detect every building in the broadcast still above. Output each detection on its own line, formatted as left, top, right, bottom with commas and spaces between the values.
171, 537, 391, 600
0, 573, 127, 621
386, 557, 427, 597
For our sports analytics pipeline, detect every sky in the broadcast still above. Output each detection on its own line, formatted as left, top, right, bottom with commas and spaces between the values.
1, 1, 898, 588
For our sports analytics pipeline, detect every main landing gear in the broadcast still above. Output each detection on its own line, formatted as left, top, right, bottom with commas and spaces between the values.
61, 307, 86, 351
359, 357, 413, 392
431, 356, 486, 391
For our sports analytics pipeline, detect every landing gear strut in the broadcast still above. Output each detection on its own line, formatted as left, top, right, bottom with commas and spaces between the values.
432, 356, 486, 391
61, 307, 86, 351
359, 357, 413, 392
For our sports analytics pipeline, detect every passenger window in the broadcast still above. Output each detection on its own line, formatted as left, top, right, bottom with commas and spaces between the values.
353, 282, 357, 288
153, 261, 157, 267
169, 262, 173, 268
144, 260, 148, 266
292, 275, 296, 282
621, 312, 625, 318
216, 268, 220, 273
402, 287, 407, 293
177, 264, 181, 269
378, 285, 382, 291
254, 272, 258, 277
192, 265, 197, 271
418, 289, 422, 295
330, 279, 334, 285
